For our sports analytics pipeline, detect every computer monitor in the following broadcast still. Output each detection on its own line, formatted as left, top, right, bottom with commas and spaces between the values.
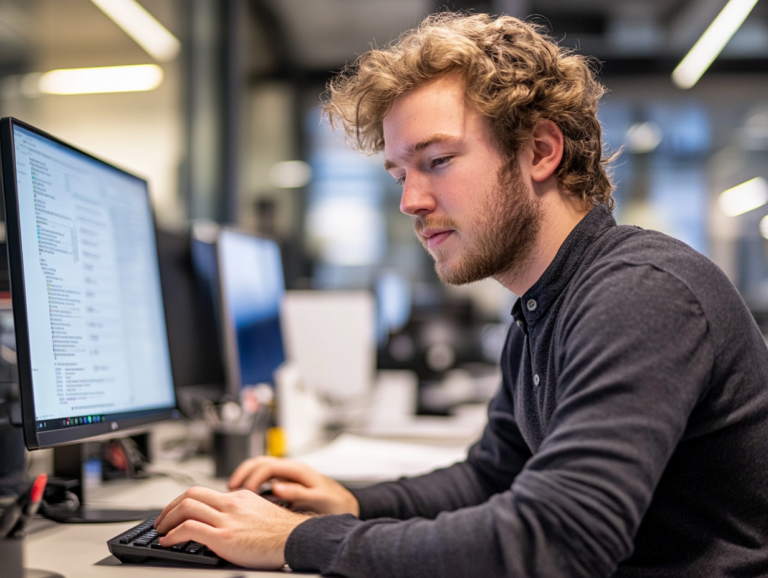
280, 291, 375, 409
190, 221, 223, 356
156, 227, 225, 395
0, 117, 179, 455
217, 229, 286, 396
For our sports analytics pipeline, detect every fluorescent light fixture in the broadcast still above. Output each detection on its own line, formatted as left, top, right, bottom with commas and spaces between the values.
270, 161, 313, 188
90, 0, 180, 62
672, 0, 760, 89
759, 215, 768, 239
718, 177, 768, 216
37, 65, 163, 95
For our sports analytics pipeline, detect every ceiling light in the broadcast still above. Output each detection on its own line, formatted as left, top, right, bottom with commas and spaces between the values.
718, 177, 768, 216
672, 0, 760, 89
90, 0, 180, 62
36, 65, 163, 95
759, 215, 768, 239
625, 122, 663, 154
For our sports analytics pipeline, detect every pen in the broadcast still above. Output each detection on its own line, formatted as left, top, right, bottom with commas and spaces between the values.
8, 473, 47, 537
26, 473, 48, 518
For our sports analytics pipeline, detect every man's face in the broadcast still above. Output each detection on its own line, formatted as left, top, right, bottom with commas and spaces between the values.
383, 75, 542, 286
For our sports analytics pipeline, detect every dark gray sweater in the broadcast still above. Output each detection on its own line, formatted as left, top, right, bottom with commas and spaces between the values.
285, 205, 768, 577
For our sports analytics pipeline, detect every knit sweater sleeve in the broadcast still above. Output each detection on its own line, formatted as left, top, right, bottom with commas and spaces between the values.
285, 265, 713, 578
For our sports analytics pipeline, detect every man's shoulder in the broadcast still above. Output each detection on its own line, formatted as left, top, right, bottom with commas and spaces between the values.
594, 224, 710, 266
569, 224, 752, 337
584, 224, 725, 293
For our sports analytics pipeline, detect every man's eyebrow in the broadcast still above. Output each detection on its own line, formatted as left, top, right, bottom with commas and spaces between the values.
384, 134, 460, 171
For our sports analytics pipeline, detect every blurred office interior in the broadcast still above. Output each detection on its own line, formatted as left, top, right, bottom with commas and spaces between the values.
1, 0, 768, 415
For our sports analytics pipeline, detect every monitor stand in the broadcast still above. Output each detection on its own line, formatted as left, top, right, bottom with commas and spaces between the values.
44, 507, 159, 524
24, 571, 65, 578
48, 442, 160, 524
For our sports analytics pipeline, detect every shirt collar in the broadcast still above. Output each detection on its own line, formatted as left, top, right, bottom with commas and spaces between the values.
512, 204, 616, 332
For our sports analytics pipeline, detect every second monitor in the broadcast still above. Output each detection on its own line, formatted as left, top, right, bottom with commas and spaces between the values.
217, 229, 286, 396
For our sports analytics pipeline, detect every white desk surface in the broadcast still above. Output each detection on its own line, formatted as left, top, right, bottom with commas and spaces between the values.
23, 457, 317, 577
22, 409, 484, 578
26, 522, 302, 578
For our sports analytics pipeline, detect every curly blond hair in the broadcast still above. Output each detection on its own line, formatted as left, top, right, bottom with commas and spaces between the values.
322, 12, 615, 209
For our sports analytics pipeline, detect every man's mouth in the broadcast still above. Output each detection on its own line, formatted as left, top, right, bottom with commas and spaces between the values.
421, 228, 454, 249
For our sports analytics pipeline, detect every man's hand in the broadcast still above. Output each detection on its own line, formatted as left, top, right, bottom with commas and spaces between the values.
154, 486, 309, 569
229, 456, 360, 516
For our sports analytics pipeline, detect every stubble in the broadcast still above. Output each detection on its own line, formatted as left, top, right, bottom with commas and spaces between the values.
415, 162, 542, 286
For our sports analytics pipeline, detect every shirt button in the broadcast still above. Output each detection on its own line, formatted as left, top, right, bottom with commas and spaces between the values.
526, 299, 537, 311
533, 374, 540, 386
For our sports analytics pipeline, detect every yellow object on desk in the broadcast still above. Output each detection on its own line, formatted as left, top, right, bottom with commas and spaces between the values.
266, 426, 287, 457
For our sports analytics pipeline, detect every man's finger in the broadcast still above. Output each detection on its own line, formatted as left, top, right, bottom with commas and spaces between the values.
251, 460, 320, 489
155, 496, 223, 535
155, 486, 229, 529
230, 457, 299, 491
159, 518, 218, 549
229, 457, 273, 490
271, 481, 314, 503
240, 464, 280, 492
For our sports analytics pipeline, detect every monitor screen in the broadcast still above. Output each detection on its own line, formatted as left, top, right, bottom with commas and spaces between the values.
217, 229, 285, 393
0, 118, 178, 449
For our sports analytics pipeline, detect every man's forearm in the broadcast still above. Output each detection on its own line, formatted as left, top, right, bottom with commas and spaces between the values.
349, 460, 491, 520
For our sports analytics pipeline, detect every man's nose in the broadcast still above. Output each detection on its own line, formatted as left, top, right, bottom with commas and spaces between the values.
399, 173, 435, 216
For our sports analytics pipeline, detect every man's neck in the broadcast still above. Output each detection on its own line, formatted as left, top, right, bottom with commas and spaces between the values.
495, 191, 590, 296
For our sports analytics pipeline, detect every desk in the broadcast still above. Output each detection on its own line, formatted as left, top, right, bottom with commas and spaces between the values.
26, 522, 299, 578
23, 456, 319, 577
22, 408, 485, 578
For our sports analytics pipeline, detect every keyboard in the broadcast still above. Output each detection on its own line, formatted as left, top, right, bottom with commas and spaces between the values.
107, 518, 224, 566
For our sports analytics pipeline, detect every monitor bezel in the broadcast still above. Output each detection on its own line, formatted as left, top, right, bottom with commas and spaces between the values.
0, 117, 179, 450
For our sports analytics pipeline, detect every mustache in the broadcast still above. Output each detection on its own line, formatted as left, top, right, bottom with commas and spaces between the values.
414, 216, 460, 235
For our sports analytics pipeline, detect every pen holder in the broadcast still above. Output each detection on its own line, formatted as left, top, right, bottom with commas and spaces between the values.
212, 427, 266, 478
0, 536, 24, 578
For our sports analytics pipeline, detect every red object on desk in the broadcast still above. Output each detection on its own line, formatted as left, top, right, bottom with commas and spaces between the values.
27, 473, 47, 517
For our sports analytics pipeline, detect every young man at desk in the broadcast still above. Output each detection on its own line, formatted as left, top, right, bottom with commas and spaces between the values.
155, 13, 768, 577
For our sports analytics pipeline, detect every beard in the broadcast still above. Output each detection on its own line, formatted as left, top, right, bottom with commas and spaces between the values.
414, 162, 542, 286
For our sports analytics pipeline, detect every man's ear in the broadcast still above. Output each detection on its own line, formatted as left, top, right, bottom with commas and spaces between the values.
528, 120, 564, 183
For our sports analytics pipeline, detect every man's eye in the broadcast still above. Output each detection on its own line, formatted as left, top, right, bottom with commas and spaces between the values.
431, 156, 452, 168
396, 176, 405, 187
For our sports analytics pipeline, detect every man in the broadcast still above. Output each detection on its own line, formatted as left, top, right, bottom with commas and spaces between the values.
155, 13, 768, 577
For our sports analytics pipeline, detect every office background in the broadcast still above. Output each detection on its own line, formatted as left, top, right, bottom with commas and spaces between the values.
0, 3, 766, 575
1, 0, 768, 369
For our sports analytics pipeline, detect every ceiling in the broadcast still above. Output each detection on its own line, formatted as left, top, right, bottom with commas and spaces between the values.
0, 0, 766, 80
0, 0, 178, 74
260, 0, 768, 76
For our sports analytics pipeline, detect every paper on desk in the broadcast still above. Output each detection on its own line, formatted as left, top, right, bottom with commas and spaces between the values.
359, 418, 481, 440
293, 433, 469, 482
361, 404, 488, 441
